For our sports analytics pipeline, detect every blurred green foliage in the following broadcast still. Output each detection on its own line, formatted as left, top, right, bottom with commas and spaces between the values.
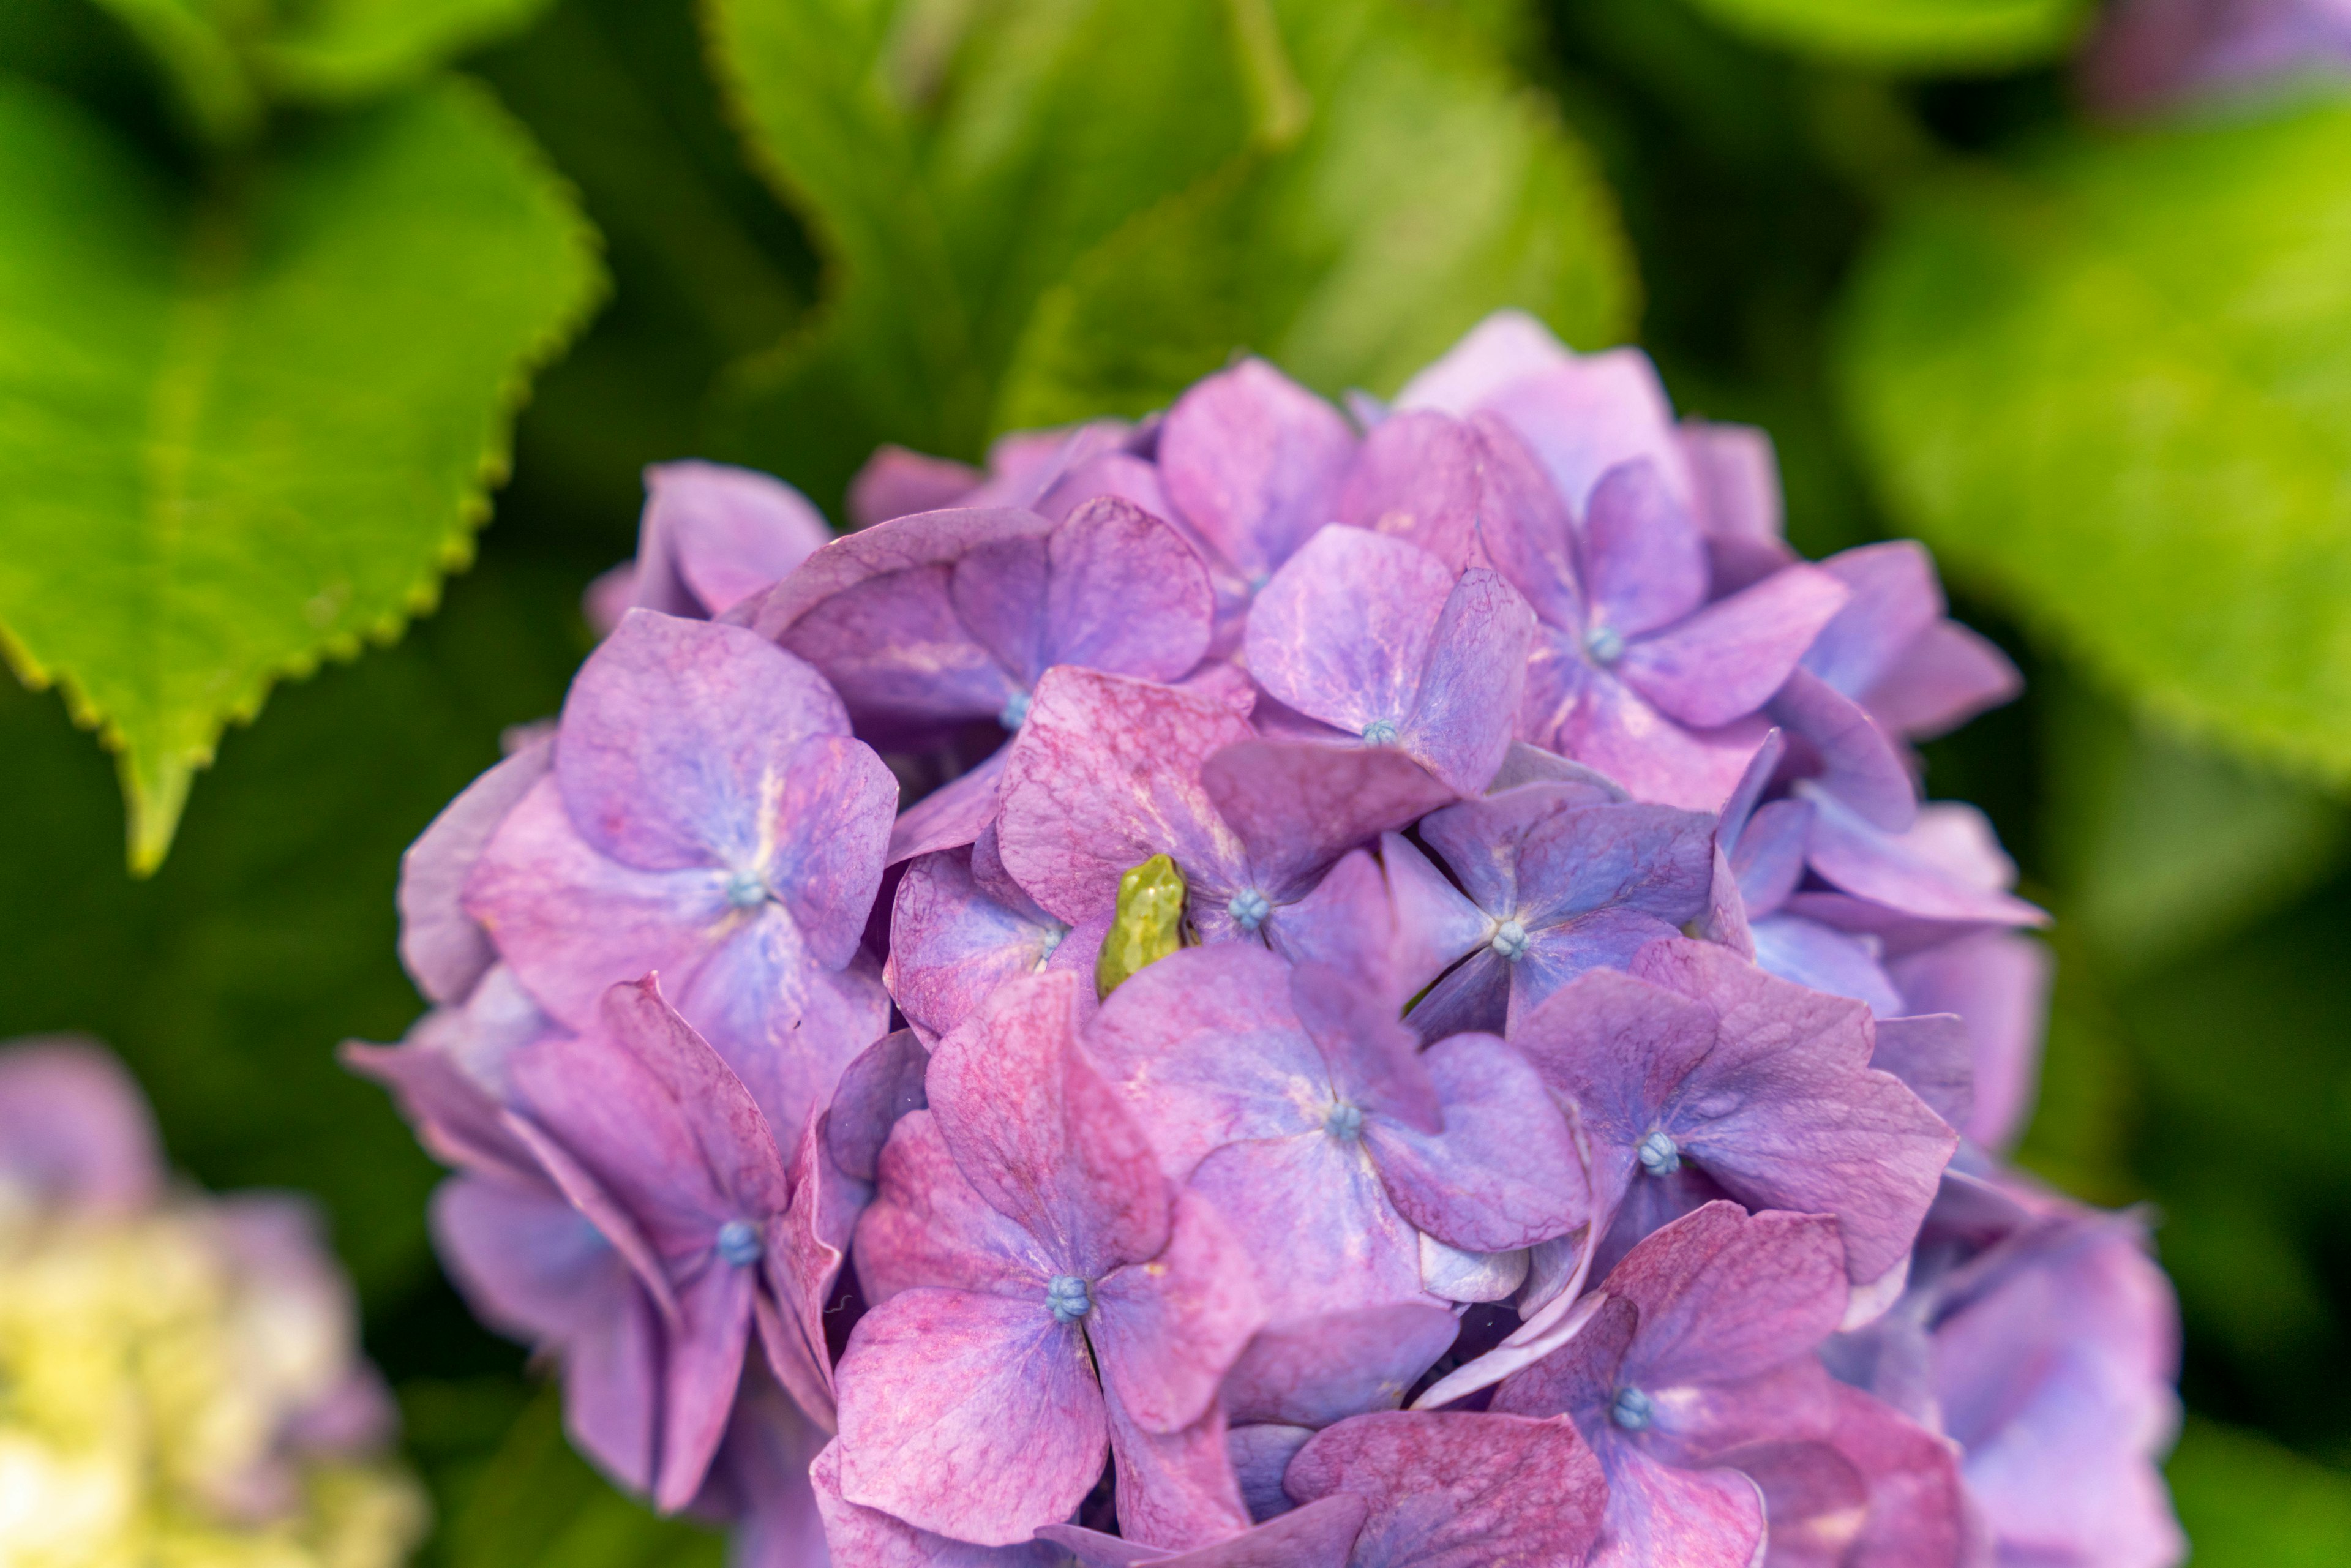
1, 0, 2349, 1560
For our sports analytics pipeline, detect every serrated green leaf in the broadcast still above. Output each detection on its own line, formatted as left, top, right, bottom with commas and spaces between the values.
255, 0, 561, 103
0, 73, 602, 871
1675, 0, 2091, 70
2169, 1419, 2351, 1564
994, 0, 1636, 427
1838, 100, 2351, 782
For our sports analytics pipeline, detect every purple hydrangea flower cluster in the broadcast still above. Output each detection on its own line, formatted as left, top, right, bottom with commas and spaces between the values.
354, 312, 2184, 1567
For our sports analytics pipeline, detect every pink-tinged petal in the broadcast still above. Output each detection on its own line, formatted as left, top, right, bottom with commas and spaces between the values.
751, 506, 1055, 639
855, 1112, 1054, 1305
1160, 359, 1354, 582
1379, 833, 1490, 992
971, 422, 1134, 512
568, 1280, 665, 1493
888, 848, 1070, 1046
1731, 797, 1812, 916
1768, 669, 1916, 833
1285, 1409, 1609, 1568
1221, 1304, 1460, 1428
673, 923, 891, 1142
1603, 1203, 1848, 1390
1803, 541, 1942, 701
827, 1030, 932, 1186
429, 1173, 631, 1346
1680, 419, 1783, 544
1420, 1234, 1528, 1302
890, 752, 1007, 867
1248, 528, 1453, 738
1468, 463, 1583, 634
949, 535, 1051, 687
997, 669, 1254, 927
848, 446, 982, 530
1084, 945, 1330, 1182
642, 460, 833, 617
1228, 1424, 1316, 1523
1414, 1280, 1613, 1414
764, 1114, 856, 1422
1366, 1034, 1589, 1253
1397, 312, 1690, 514
343, 1030, 539, 1183
1188, 1135, 1425, 1324
1749, 915, 1906, 1017
399, 737, 551, 1005
1588, 1445, 1766, 1568
696, 1369, 833, 1568
811, 1440, 1063, 1567
0, 1037, 161, 1215
1034, 451, 1174, 528
1888, 931, 2051, 1152
1558, 677, 1773, 813
1040, 497, 1215, 682
834, 1288, 1108, 1547
1039, 1493, 1367, 1566
1870, 1014, 1973, 1131
1202, 740, 1455, 901
1865, 619, 2021, 741
585, 562, 637, 635
1717, 728, 1783, 850
1617, 565, 1850, 730
929, 972, 1171, 1278
1092, 1191, 1264, 1433
782, 563, 1015, 735
1404, 568, 1534, 795
1267, 849, 1408, 1003
656, 1260, 758, 1509
759, 733, 899, 968
602, 977, 792, 1219
1802, 790, 2049, 928
1580, 460, 1706, 638
1105, 1395, 1252, 1550
500, 1111, 681, 1322
557, 611, 849, 872
1291, 960, 1440, 1136
1333, 409, 1483, 571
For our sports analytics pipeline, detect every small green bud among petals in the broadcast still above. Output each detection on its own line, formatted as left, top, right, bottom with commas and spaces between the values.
1095, 853, 1189, 999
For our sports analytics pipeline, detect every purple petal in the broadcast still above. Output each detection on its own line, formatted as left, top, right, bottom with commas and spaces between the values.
1731, 797, 1812, 916
1105, 1396, 1252, 1551
950, 535, 1051, 696
1266, 849, 1409, 1003
1201, 740, 1455, 902
1588, 1445, 1765, 1568
399, 736, 551, 1005
1769, 669, 1916, 833
1333, 410, 1483, 571
1034, 451, 1176, 528
1484, 741, 1627, 798
1580, 460, 1706, 639
1888, 931, 2051, 1152
833, 1288, 1108, 1546
1403, 568, 1535, 795
1556, 675, 1772, 814
847, 445, 983, 531
887, 848, 1072, 1046
641, 460, 833, 617
1802, 791, 2049, 928
1514, 801, 1718, 929
1366, 1033, 1589, 1253
429, 1172, 627, 1343
1401, 949, 1512, 1043
500, 1112, 680, 1324
555, 610, 850, 872
997, 669, 1253, 928
1680, 419, 1783, 543
343, 1024, 540, 1183
1092, 1190, 1265, 1434
1247, 528, 1453, 740
760, 735, 899, 967
1187, 1134, 1426, 1324
825, 1030, 932, 1186
811, 1443, 1067, 1567
656, 1259, 759, 1508
1284, 1408, 1609, 1568
1870, 1013, 1974, 1131
751, 505, 1052, 639
1865, 619, 2021, 741
1221, 1303, 1461, 1427
928, 972, 1171, 1280
1603, 1202, 1849, 1390
1802, 541, 1943, 702
890, 752, 1007, 867
1290, 959, 1441, 1136
670, 918, 892, 1141
1749, 914, 1906, 1016
1159, 359, 1354, 582
1379, 833, 1490, 991
696, 1370, 832, 1568
1228, 1425, 1317, 1523
1038, 1493, 1367, 1566
1040, 497, 1215, 682
0, 1037, 160, 1215
855, 1112, 1054, 1306
1616, 564, 1849, 730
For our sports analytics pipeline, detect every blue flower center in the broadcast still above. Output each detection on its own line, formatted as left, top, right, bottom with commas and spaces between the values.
1361, 719, 1400, 747
1325, 1102, 1365, 1141
716, 1220, 763, 1267
1035, 923, 1068, 969
999, 690, 1033, 730
1637, 1129, 1682, 1177
1490, 918, 1531, 962
1227, 888, 1272, 932
1046, 1274, 1093, 1324
1583, 625, 1625, 666
1610, 1386, 1654, 1431
723, 870, 770, 909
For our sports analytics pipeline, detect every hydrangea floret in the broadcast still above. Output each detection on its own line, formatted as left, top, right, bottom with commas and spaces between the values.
356, 311, 2184, 1567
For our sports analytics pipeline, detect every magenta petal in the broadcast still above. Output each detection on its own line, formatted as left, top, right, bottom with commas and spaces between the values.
1616, 564, 1849, 729
642, 460, 833, 617
1188, 1135, 1426, 1323
1160, 359, 1354, 582
890, 751, 1007, 866
1039, 1493, 1367, 1567
1681, 419, 1783, 543
1105, 1395, 1253, 1551
1558, 676, 1772, 814
847, 445, 982, 530
1605, 1203, 1849, 1390
656, 1260, 757, 1509
1201, 740, 1453, 898
557, 611, 849, 872
810, 1439, 1065, 1567
928, 973, 1171, 1278
0, 1038, 161, 1215
997, 669, 1253, 927
1041, 497, 1215, 682
1580, 460, 1706, 638
1092, 1191, 1264, 1433
854, 1112, 1054, 1306
1589, 1445, 1765, 1568
1768, 669, 1916, 833
1870, 1013, 1974, 1131
1221, 1303, 1461, 1427
1284, 1409, 1609, 1568
834, 1288, 1108, 1547
760, 733, 899, 969
1333, 409, 1483, 571
1802, 790, 2049, 928
429, 1174, 632, 1346
825, 1030, 932, 1187
399, 736, 550, 1005
1248, 528, 1454, 738
1366, 1034, 1589, 1253
887, 848, 1070, 1046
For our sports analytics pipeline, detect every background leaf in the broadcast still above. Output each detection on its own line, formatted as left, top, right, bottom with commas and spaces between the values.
1837, 99, 2351, 782
0, 72, 601, 869
1674, 0, 2091, 70
2169, 1419, 2351, 1565
255, 0, 561, 103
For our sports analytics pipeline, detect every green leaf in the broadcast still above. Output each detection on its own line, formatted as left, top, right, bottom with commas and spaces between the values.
1674, 0, 2091, 70
2169, 1419, 2351, 1565
994, 0, 1637, 427
86, 0, 261, 140
441, 1386, 724, 1568
0, 73, 601, 871
1839, 100, 2351, 783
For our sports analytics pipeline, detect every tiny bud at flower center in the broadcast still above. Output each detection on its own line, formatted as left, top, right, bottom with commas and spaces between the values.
1325, 1103, 1366, 1141
1610, 1386, 1654, 1431
1046, 1274, 1093, 1324
1227, 888, 1273, 932
1583, 625, 1625, 666
724, 871, 770, 909
716, 1220, 763, 1267
1490, 918, 1531, 961
1637, 1129, 1682, 1177
1361, 719, 1400, 746
999, 690, 1033, 730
